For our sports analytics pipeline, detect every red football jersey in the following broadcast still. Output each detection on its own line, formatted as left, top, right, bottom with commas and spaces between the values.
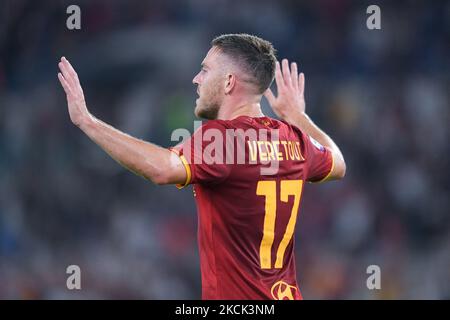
170, 115, 333, 300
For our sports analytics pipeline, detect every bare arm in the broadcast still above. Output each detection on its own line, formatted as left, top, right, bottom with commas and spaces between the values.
57, 57, 187, 185
264, 59, 346, 180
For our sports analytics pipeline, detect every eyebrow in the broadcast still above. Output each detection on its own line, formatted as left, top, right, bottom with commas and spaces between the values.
201, 63, 208, 69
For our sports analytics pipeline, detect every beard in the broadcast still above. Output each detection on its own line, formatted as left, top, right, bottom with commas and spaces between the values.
194, 82, 223, 120
195, 99, 220, 120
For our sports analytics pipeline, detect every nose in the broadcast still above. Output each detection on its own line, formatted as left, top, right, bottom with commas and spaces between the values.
193, 71, 201, 85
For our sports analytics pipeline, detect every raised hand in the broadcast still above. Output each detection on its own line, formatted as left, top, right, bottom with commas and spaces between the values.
264, 59, 306, 122
58, 57, 91, 128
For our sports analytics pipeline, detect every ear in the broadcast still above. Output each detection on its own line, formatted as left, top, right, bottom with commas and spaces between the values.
224, 73, 236, 94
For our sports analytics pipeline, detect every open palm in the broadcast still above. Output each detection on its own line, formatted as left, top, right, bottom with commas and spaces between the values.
264, 59, 306, 121
57, 57, 90, 127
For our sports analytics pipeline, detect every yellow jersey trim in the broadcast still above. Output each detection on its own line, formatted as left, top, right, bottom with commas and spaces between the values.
170, 149, 192, 189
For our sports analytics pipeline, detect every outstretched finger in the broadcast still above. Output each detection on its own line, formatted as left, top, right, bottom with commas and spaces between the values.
58, 60, 74, 86
281, 59, 292, 87
62, 57, 79, 84
291, 62, 298, 91
298, 73, 305, 96
58, 72, 71, 94
264, 87, 276, 106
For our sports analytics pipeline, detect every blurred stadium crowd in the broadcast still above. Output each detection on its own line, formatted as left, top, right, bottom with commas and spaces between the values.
0, 0, 449, 299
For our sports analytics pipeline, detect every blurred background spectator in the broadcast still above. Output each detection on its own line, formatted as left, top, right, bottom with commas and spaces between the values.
0, 0, 449, 299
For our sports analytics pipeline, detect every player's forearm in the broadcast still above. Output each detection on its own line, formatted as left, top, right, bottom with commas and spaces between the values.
291, 112, 346, 178
79, 115, 175, 184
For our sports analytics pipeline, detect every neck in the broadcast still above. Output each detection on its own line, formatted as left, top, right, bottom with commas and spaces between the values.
217, 99, 265, 121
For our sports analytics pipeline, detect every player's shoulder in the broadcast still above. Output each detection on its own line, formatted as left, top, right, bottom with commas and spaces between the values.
274, 119, 314, 151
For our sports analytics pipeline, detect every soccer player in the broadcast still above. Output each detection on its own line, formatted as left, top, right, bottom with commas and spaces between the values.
57, 34, 345, 300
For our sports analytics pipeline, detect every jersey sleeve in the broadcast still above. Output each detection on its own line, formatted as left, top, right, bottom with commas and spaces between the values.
304, 134, 334, 183
169, 120, 232, 188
